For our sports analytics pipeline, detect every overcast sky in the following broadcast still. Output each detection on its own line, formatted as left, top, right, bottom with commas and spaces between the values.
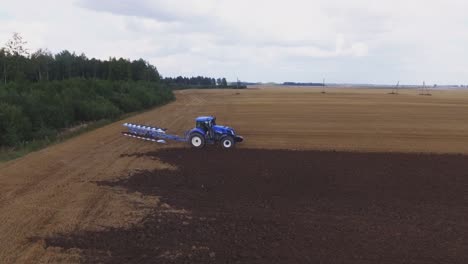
0, 0, 467, 84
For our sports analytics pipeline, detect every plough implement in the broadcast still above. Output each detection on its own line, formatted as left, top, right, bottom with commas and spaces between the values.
122, 116, 243, 149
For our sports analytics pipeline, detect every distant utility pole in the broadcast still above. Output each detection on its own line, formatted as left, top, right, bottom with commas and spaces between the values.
425, 81, 432, 96
419, 81, 431, 96
389, 81, 399, 95
321, 78, 326, 94
236, 77, 240, 89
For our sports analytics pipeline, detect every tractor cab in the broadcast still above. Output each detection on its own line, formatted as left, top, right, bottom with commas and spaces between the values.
195, 116, 216, 132
195, 116, 216, 139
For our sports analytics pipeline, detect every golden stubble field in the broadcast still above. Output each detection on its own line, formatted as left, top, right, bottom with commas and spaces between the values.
224, 86, 468, 153
1, 86, 468, 262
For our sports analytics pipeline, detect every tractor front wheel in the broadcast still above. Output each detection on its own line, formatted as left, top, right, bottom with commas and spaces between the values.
220, 136, 235, 149
189, 133, 205, 149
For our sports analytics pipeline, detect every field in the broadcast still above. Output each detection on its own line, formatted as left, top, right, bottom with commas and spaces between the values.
1, 87, 468, 263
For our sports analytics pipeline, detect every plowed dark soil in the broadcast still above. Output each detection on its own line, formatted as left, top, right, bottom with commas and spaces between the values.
45, 149, 468, 264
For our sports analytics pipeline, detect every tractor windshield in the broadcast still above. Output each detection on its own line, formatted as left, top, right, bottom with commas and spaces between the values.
196, 121, 205, 130
196, 121, 210, 132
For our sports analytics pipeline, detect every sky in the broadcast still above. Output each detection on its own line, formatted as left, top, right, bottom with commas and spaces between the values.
0, 0, 467, 85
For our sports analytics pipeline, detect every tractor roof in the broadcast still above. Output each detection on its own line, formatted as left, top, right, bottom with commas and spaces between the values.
196, 116, 215, 122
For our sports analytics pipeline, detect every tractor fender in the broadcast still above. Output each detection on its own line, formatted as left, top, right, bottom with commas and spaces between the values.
188, 128, 206, 138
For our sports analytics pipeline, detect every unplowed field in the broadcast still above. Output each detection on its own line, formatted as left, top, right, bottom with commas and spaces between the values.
1, 87, 468, 263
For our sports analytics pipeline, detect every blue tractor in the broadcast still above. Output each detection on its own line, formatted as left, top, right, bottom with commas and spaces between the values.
188, 116, 243, 149
122, 116, 243, 149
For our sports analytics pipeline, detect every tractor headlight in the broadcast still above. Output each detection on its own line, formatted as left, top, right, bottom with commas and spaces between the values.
230, 130, 235, 135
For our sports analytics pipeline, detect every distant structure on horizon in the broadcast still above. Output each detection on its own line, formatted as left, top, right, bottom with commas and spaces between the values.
321, 78, 326, 94
248, 82, 468, 89
283, 82, 325, 86
388, 81, 400, 95
419, 81, 432, 96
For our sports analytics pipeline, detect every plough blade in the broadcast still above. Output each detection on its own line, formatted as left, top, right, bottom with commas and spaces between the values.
123, 123, 167, 134
122, 123, 187, 144
121, 132, 166, 144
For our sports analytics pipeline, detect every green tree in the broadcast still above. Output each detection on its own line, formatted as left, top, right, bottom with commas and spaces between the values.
131, 59, 147, 81
0, 102, 32, 146
31, 49, 53, 81
5, 33, 29, 56
0, 48, 7, 84
4, 33, 30, 83
55, 50, 74, 80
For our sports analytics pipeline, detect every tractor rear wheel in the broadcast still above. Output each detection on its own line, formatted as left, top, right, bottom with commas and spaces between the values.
189, 133, 205, 149
220, 136, 235, 149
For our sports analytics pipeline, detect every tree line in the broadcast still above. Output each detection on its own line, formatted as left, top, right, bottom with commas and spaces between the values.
163, 76, 226, 88
0, 79, 174, 147
0, 34, 243, 89
164, 76, 246, 89
0, 34, 160, 83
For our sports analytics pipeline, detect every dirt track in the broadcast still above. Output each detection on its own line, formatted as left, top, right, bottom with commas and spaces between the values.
47, 149, 468, 263
1, 87, 468, 263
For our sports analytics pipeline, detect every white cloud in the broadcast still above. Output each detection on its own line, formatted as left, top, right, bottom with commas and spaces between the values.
0, 0, 467, 84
